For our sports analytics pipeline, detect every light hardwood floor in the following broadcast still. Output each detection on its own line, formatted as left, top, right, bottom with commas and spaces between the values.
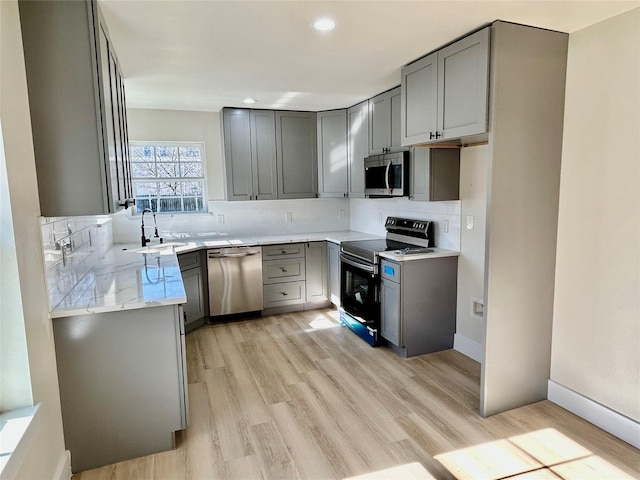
74, 308, 639, 479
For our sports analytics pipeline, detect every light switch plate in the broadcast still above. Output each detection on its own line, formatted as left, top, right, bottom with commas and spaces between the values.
466, 215, 474, 230
285, 212, 293, 223
443, 220, 449, 233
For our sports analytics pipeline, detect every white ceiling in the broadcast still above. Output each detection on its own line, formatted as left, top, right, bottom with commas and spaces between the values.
98, 0, 639, 113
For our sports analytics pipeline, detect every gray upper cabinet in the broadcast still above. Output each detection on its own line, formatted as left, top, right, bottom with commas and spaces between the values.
317, 110, 348, 198
401, 52, 438, 146
410, 148, 461, 201
250, 110, 278, 200
347, 100, 369, 198
19, 0, 134, 216
276, 111, 318, 199
401, 27, 490, 145
223, 109, 253, 200
368, 86, 403, 155
222, 108, 277, 201
437, 28, 490, 140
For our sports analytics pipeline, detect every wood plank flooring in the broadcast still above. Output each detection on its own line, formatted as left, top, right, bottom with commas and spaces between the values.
73, 308, 640, 479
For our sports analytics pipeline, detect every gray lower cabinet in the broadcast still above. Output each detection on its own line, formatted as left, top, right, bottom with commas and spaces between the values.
305, 241, 328, 304
347, 100, 369, 198
178, 251, 207, 332
222, 108, 277, 201
317, 110, 348, 197
409, 148, 461, 201
52, 305, 188, 472
262, 242, 329, 312
19, 0, 134, 216
327, 241, 340, 306
276, 111, 318, 199
369, 86, 403, 155
262, 243, 306, 309
401, 27, 490, 145
380, 257, 458, 357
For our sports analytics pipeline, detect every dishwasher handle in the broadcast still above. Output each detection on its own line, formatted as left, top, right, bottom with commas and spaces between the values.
208, 251, 259, 259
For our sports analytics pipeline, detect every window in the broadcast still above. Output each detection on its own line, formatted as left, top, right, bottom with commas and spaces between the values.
130, 142, 207, 213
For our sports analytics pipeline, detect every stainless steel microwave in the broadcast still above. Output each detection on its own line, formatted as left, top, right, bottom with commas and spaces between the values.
364, 151, 409, 197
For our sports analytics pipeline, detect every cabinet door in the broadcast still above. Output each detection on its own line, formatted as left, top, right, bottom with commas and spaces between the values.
368, 92, 391, 154
98, 26, 118, 210
327, 241, 340, 306
223, 108, 253, 201
401, 52, 438, 146
347, 101, 368, 198
110, 52, 126, 207
181, 267, 205, 325
381, 277, 401, 346
437, 27, 490, 140
317, 110, 348, 197
276, 111, 317, 199
305, 242, 328, 303
390, 87, 402, 150
250, 110, 277, 200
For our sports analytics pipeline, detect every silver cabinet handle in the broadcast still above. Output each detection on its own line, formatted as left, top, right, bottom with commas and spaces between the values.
385, 160, 391, 193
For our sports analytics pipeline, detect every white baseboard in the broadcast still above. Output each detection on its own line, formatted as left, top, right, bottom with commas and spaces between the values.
54, 450, 72, 480
548, 380, 640, 449
453, 334, 483, 363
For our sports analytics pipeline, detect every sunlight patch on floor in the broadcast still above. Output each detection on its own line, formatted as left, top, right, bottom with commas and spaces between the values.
343, 462, 436, 480
305, 311, 342, 331
434, 428, 635, 479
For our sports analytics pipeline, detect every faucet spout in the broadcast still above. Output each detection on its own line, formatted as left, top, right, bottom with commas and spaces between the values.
141, 208, 152, 247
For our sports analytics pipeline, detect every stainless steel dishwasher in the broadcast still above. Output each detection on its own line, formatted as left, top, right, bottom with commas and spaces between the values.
207, 246, 263, 316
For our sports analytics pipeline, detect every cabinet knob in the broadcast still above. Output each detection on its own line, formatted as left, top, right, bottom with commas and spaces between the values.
281, 292, 288, 296
280, 268, 288, 272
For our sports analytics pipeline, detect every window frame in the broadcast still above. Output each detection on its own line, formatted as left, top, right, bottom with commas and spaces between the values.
130, 141, 208, 214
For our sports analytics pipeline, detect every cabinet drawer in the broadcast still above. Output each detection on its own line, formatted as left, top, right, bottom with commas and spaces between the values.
178, 251, 201, 271
263, 281, 306, 308
262, 243, 305, 259
263, 258, 306, 284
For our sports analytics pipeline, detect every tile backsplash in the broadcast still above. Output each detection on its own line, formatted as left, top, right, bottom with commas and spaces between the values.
111, 198, 351, 243
40, 215, 113, 310
349, 197, 461, 250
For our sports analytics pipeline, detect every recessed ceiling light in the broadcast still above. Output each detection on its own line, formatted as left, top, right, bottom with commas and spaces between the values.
242, 98, 257, 104
312, 18, 336, 32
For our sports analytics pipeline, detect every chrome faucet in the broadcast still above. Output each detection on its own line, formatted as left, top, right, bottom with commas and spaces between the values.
141, 208, 163, 247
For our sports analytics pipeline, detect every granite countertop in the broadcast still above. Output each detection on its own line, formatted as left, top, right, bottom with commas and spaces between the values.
50, 247, 187, 319
49, 230, 383, 319
379, 248, 460, 262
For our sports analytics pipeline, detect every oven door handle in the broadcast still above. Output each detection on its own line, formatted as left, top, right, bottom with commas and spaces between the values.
340, 253, 376, 274
385, 160, 391, 193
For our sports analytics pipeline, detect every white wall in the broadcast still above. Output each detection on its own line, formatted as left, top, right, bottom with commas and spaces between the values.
127, 108, 225, 200
551, 9, 640, 423
454, 145, 489, 361
1, 1, 68, 477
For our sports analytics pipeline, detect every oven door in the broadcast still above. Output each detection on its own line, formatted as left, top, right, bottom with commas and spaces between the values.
340, 253, 379, 326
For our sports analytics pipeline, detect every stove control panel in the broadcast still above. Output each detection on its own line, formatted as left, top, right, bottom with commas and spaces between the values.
385, 217, 432, 236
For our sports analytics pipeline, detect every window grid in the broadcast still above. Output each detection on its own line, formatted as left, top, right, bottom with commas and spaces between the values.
131, 142, 207, 213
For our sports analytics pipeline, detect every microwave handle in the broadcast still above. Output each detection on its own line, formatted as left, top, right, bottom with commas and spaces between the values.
385, 160, 391, 193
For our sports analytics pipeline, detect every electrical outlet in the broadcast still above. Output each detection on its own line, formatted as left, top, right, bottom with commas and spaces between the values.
338, 209, 345, 219
217, 214, 224, 224
285, 211, 293, 223
466, 215, 474, 230
378, 212, 383, 223
443, 220, 449, 233
471, 297, 484, 319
